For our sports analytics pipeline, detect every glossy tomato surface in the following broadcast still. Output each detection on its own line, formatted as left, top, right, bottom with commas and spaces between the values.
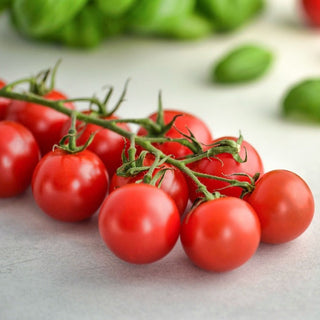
246, 170, 314, 244
110, 154, 189, 215
137, 109, 213, 159
62, 113, 130, 177
6, 90, 74, 155
181, 197, 261, 272
0, 80, 11, 120
187, 136, 264, 200
32, 149, 109, 222
99, 183, 180, 264
0, 121, 40, 197
302, 0, 320, 26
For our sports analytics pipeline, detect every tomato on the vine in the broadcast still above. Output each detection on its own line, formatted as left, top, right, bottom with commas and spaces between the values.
32, 148, 109, 222
137, 109, 213, 159
99, 183, 180, 264
6, 90, 74, 155
180, 197, 261, 272
0, 121, 40, 197
302, 0, 320, 26
61, 113, 130, 177
246, 170, 314, 244
0, 80, 11, 120
110, 154, 189, 215
187, 136, 264, 200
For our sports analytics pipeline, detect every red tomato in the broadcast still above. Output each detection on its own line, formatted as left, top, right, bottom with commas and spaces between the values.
0, 80, 11, 120
32, 148, 109, 222
6, 90, 74, 155
137, 109, 213, 158
180, 197, 261, 272
0, 121, 40, 197
187, 136, 264, 200
99, 183, 180, 264
302, 0, 320, 26
110, 154, 189, 215
61, 113, 130, 177
246, 170, 314, 244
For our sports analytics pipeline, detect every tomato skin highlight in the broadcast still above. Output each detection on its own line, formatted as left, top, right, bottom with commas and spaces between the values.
137, 109, 213, 159
187, 136, 264, 200
110, 154, 189, 215
302, 0, 320, 26
0, 80, 11, 120
32, 149, 109, 222
61, 113, 130, 177
6, 90, 75, 155
99, 184, 181, 264
181, 197, 261, 272
0, 121, 40, 197
246, 170, 314, 244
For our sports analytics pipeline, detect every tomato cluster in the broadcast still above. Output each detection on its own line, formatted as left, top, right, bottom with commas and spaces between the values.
0, 78, 315, 273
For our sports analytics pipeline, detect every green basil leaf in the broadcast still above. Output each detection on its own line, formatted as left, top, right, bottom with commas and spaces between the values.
127, 0, 195, 35
12, 0, 88, 37
94, 0, 136, 18
197, 0, 264, 31
213, 44, 273, 84
282, 79, 320, 123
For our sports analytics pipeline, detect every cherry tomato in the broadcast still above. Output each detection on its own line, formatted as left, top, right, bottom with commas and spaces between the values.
110, 154, 189, 215
99, 183, 180, 264
32, 148, 109, 222
180, 197, 261, 272
6, 90, 74, 155
302, 0, 320, 26
0, 121, 40, 197
246, 170, 314, 244
137, 109, 213, 159
61, 113, 130, 177
187, 136, 264, 200
0, 80, 11, 120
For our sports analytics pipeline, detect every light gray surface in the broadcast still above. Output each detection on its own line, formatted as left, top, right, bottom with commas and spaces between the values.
1, 1, 320, 319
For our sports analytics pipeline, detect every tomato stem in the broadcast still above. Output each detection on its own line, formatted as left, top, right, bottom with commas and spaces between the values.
0, 81, 254, 203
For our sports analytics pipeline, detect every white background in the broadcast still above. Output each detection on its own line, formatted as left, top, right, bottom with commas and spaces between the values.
1, 1, 320, 319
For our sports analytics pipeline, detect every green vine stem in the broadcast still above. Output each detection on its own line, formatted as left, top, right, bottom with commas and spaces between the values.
0, 85, 254, 202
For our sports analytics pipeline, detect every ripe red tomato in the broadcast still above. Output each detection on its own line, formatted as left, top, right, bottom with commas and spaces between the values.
32, 148, 109, 222
0, 80, 11, 120
61, 113, 130, 177
302, 0, 320, 26
110, 154, 189, 215
6, 90, 74, 155
187, 136, 264, 200
0, 121, 40, 197
137, 109, 213, 159
180, 197, 261, 272
99, 183, 180, 264
246, 170, 314, 244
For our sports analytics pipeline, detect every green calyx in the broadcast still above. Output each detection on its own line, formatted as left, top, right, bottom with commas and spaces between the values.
212, 43, 273, 84
57, 112, 95, 154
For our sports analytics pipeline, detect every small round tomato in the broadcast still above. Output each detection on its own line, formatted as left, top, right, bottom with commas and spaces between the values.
246, 170, 314, 244
110, 154, 189, 215
99, 183, 180, 264
6, 90, 74, 155
187, 136, 264, 200
61, 113, 130, 177
0, 80, 11, 120
181, 197, 261, 272
137, 109, 213, 159
302, 0, 320, 26
0, 121, 40, 197
32, 148, 109, 222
